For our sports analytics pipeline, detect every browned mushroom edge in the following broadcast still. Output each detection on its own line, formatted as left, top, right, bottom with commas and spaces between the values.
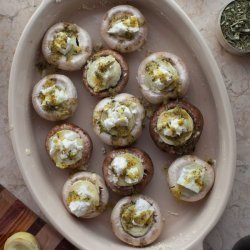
45, 123, 93, 169
83, 50, 129, 98
149, 100, 203, 155
102, 148, 154, 196
62, 172, 109, 218
111, 195, 163, 246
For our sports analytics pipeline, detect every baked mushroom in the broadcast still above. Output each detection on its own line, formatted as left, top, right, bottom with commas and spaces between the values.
101, 5, 147, 53
168, 155, 215, 202
93, 93, 145, 147
111, 195, 163, 246
137, 52, 189, 104
150, 100, 203, 155
83, 49, 128, 97
46, 123, 92, 170
42, 22, 92, 71
32, 74, 77, 121
62, 172, 109, 218
102, 148, 153, 195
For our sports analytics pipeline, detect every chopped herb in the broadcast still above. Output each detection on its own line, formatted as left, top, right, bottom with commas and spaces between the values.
220, 0, 250, 51
35, 61, 57, 76
206, 158, 216, 166
93, 42, 104, 52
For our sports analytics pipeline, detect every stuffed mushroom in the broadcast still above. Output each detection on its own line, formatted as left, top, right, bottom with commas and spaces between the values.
111, 195, 163, 246
46, 123, 92, 170
101, 5, 147, 53
150, 100, 203, 155
32, 74, 78, 121
42, 22, 92, 71
83, 49, 128, 97
102, 148, 153, 195
137, 52, 189, 104
168, 155, 215, 202
93, 93, 145, 147
62, 172, 109, 218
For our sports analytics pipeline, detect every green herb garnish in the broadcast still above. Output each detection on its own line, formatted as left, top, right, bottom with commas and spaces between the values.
220, 0, 250, 51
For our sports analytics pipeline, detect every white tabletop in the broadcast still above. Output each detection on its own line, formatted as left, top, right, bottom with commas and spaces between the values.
0, 1, 249, 249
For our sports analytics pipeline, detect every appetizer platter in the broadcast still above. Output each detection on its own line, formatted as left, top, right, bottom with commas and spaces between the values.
9, 0, 236, 249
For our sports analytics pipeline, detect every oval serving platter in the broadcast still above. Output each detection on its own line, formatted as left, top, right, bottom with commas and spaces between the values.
8, 0, 236, 249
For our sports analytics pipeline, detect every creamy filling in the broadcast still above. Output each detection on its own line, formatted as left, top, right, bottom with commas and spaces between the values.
102, 102, 134, 132
93, 97, 140, 144
157, 107, 194, 146
108, 15, 140, 39
51, 26, 81, 58
109, 154, 144, 186
86, 55, 122, 92
41, 85, 68, 108
49, 130, 84, 168
53, 32, 74, 55
121, 198, 155, 237
177, 164, 205, 193
67, 180, 100, 217
39, 79, 69, 112
145, 58, 180, 94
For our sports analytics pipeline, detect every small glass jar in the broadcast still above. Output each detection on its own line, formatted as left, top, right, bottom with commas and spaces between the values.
217, 0, 250, 55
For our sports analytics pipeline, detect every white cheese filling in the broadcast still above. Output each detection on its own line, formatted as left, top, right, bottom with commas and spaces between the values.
177, 164, 205, 193
156, 108, 194, 146
162, 118, 189, 137
68, 180, 99, 217
41, 84, 68, 108
49, 130, 84, 168
103, 103, 133, 131
69, 200, 91, 217
86, 55, 122, 92
110, 155, 143, 185
53, 31, 78, 56
132, 198, 154, 227
112, 156, 127, 175
153, 65, 175, 90
125, 167, 140, 184
145, 59, 179, 94
108, 21, 139, 37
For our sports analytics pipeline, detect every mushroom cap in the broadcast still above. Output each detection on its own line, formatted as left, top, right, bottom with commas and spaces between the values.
168, 155, 215, 202
149, 100, 203, 155
111, 195, 163, 246
137, 52, 190, 104
42, 22, 92, 71
93, 93, 145, 147
83, 49, 129, 97
32, 74, 78, 121
45, 123, 93, 170
62, 172, 109, 218
102, 147, 154, 195
101, 5, 148, 53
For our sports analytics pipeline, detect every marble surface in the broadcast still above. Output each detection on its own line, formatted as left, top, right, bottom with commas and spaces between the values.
0, 0, 249, 249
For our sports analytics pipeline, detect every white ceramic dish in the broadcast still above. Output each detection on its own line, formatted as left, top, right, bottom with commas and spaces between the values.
8, 0, 236, 249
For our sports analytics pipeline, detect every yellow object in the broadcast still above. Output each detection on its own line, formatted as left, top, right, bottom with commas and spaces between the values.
4, 232, 41, 250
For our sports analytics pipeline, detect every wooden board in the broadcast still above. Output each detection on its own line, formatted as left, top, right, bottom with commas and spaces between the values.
0, 185, 77, 249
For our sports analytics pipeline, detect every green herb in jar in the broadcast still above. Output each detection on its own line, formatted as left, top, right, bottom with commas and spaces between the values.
220, 0, 250, 51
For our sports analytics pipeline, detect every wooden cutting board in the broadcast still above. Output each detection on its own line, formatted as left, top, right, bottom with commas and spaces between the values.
0, 185, 77, 249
